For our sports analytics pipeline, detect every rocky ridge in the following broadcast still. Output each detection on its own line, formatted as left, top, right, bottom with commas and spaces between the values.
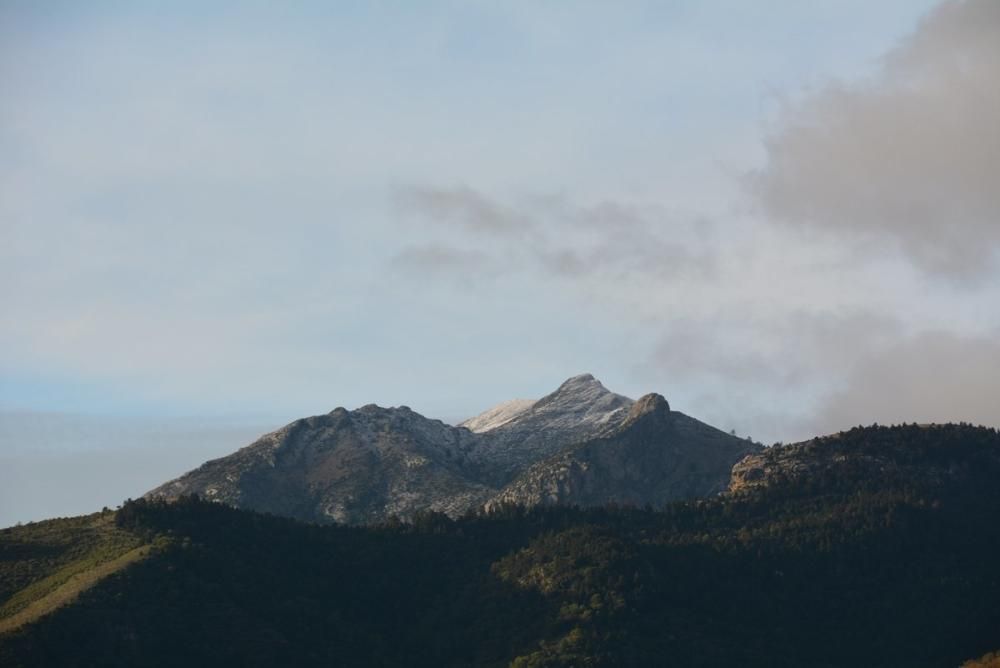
487, 393, 761, 510
468, 374, 635, 481
148, 405, 489, 524
148, 374, 759, 523
727, 423, 1000, 495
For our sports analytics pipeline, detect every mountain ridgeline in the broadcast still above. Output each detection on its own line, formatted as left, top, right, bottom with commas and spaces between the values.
147, 374, 762, 523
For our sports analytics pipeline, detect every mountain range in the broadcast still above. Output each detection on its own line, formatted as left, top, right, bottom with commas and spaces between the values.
6, 376, 1000, 665
146, 374, 762, 523
3, 422, 999, 666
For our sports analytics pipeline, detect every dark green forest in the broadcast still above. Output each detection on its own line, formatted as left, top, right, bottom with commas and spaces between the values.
2, 424, 999, 667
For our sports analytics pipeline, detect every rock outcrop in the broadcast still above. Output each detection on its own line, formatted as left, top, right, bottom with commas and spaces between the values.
727, 423, 1000, 496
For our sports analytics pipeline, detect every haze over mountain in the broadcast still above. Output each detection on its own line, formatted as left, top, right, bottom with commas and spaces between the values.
148, 374, 760, 523
0, 413, 275, 528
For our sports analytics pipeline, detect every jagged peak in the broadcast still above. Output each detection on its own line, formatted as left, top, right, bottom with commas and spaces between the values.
557, 373, 601, 390
616, 393, 672, 433
535, 373, 614, 407
355, 403, 413, 414
628, 393, 670, 418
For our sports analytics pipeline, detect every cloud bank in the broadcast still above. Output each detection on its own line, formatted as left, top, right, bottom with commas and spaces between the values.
749, 0, 1000, 278
392, 186, 715, 283
815, 331, 1000, 433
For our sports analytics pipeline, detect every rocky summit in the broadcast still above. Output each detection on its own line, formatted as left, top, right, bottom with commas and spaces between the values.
486, 393, 760, 510
147, 374, 761, 523
463, 373, 636, 482
147, 405, 488, 525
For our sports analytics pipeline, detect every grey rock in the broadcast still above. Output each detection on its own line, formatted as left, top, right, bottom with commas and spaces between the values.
148, 374, 761, 524
467, 373, 635, 482
485, 393, 760, 510
148, 405, 490, 524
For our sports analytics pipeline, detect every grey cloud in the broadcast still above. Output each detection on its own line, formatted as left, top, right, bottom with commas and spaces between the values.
813, 330, 1000, 433
393, 186, 532, 237
392, 185, 714, 282
390, 245, 499, 281
536, 249, 591, 277
651, 311, 1000, 441
749, 0, 1000, 278
392, 245, 491, 270
652, 310, 902, 387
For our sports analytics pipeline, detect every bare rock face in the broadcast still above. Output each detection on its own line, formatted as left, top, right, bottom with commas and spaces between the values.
459, 399, 536, 432
147, 405, 490, 524
148, 374, 760, 524
466, 373, 635, 482
485, 393, 760, 511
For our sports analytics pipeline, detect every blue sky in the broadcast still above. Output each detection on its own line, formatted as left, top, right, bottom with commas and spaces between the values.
2, 0, 998, 457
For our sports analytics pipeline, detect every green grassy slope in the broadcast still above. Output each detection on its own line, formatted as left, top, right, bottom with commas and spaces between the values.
0, 512, 148, 632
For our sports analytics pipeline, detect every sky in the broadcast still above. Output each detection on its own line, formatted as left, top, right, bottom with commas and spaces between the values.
1, 1, 998, 523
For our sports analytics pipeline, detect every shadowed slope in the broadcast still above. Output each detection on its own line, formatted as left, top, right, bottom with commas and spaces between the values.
488, 393, 761, 509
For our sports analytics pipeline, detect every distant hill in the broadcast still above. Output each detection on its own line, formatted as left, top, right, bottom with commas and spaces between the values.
3, 423, 999, 667
147, 374, 759, 523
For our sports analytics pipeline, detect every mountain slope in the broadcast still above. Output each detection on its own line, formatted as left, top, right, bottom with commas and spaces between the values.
149, 374, 752, 523
3, 424, 1000, 667
488, 393, 761, 509
729, 422, 1000, 495
0, 512, 147, 635
460, 398, 536, 432
147, 405, 490, 524
469, 373, 635, 479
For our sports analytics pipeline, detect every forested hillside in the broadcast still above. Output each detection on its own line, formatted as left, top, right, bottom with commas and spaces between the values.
2, 424, 999, 667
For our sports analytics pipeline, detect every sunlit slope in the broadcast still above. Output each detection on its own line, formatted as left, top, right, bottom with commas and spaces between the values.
0, 512, 150, 634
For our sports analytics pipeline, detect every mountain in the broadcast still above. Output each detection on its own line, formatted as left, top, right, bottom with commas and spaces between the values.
147, 374, 755, 523
147, 405, 489, 524
467, 373, 636, 480
459, 398, 536, 432
4, 423, 999, 667
487, 393, 760, 509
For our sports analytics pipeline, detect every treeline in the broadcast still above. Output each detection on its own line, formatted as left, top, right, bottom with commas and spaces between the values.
1, 423, 999, 666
